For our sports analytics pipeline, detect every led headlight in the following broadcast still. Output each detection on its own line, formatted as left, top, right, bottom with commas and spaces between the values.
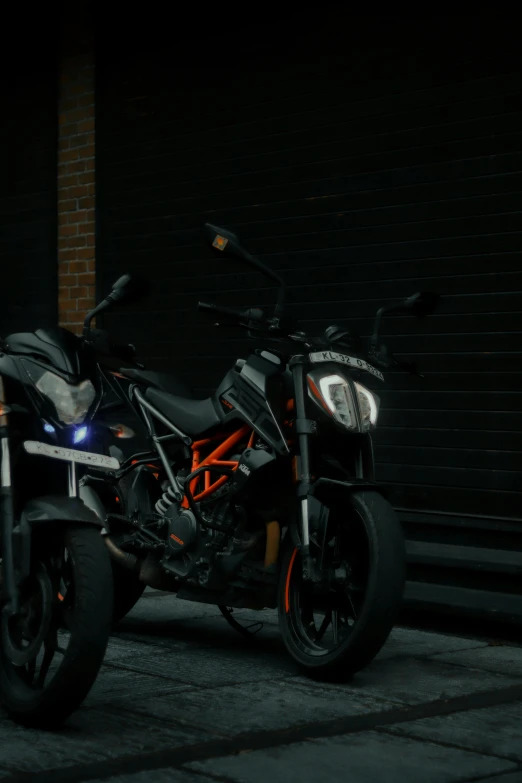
308, 373, 380, 432
354, 381, 380, 432
308, 374, 358, 430
36, 372, 96, 425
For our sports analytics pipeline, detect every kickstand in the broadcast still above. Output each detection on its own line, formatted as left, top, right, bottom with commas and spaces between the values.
218, 605, 264, 640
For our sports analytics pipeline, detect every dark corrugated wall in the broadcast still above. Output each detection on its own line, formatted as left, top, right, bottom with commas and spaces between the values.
96, 11, 522, 621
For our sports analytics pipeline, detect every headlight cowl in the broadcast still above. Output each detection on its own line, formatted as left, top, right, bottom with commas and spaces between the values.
36, 372, 96, 425
307, 372, 380, 432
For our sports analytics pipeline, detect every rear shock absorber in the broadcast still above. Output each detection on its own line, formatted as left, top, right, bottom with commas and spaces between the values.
155, 483, 180, 515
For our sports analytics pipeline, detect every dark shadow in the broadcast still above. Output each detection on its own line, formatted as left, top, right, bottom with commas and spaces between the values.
113, 615, 288, 660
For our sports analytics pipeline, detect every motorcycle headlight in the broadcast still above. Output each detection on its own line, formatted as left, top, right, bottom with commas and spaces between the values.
307, 373, 380, 432
36, 372, 96, 425
354, 381, 380, 432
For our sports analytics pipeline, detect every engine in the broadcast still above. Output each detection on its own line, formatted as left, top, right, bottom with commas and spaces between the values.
160, 497, 236, 587
158, 442, 279, 588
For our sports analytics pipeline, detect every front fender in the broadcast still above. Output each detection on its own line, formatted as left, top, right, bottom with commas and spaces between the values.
21, 495, 105, 528
310, 477, 391, 505
12, 496, 104, 584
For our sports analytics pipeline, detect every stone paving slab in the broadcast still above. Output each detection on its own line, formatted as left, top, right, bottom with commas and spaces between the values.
1, 593, 522, 783
0, 709, 210, 776
187, 731, 519, 783
114, 679, 397, 736
375, 625, 489, 661
478, 773, 522, 783
303, 654, 522, 706
382, 701, 522, 761
91, 772, 212, 783
104, 639, 297, 688
83, 667, 194, 710
433, 643, 522, 677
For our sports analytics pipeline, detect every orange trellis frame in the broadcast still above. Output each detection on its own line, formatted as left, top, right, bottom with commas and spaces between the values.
180, 424, 255, 508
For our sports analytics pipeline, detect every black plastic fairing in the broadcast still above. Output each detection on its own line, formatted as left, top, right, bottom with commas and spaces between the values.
5, 328, 84, 380
214, 353, 288, 454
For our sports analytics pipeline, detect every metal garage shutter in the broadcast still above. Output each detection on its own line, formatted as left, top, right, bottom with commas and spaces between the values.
97, 11, 522, 619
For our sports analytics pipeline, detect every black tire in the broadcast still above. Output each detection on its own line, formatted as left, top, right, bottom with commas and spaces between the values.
278, 490, 405, 681
0, 524, 113, 728
112, 561, 145, 625
110, 473, 147, 625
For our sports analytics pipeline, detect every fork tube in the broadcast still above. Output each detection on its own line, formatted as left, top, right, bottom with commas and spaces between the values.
290, 357, 313, 577
0, 377, 18, 616
68, 461, 78, 497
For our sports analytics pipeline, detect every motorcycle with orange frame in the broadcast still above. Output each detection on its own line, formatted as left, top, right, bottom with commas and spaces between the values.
82, 224, 439, 679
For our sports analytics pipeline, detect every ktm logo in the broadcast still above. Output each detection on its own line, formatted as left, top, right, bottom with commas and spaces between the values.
238, 463, 251, 476
221, 398, 233, 410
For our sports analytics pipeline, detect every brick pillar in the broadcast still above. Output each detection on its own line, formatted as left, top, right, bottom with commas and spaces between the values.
57, 5, 96, 334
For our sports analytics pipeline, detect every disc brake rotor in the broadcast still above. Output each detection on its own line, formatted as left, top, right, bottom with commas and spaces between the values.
1, 564, 53, 666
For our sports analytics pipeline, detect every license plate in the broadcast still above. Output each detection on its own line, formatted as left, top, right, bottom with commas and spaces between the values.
24, 441, 120, 470
309, 351, 384, 381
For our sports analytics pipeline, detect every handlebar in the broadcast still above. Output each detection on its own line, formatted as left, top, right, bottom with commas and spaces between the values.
197, 301, 431, 378
85, 329, 142, 364
197, 301, 265, 323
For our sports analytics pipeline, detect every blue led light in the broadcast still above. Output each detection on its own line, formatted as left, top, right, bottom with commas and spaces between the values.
43, 422, 56, 434
73, 426, 88, 445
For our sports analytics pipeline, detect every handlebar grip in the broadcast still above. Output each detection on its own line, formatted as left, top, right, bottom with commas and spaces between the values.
197, 301, 247, 321
242, 308, 265, 322
197, 301, 266, 325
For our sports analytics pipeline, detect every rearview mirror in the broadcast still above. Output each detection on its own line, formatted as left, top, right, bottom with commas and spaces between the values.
109, 274, 150, 305
203, 223, 287, 321
83, 275, 150, 332
402, 291, 440, 317
204, 223, 243, 256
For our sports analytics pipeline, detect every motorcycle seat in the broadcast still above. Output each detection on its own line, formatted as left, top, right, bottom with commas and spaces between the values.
143, 386, 221, 437
120, 368, 192, 398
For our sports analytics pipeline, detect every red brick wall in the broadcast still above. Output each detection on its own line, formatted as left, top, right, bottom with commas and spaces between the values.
57, 8, 96, 334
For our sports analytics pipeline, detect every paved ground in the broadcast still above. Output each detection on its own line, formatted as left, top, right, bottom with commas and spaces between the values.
1, 590, 521, 783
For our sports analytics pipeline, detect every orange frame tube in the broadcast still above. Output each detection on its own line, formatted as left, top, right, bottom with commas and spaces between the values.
181, 424, 252, 508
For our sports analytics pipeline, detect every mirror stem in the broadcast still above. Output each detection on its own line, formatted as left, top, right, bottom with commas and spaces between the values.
83, 298, 111, 332
370, 307, 385, 348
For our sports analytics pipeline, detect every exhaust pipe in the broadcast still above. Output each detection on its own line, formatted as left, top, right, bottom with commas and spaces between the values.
104, 536, 141, 573
80, 484, 142, 574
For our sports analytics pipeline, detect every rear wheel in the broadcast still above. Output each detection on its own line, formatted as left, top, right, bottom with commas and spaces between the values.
278, 490, 405, 680
0, 524, 113, 728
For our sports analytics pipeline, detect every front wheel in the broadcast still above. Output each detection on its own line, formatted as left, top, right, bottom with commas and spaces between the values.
278, 490, 405, 681
0, 524, 113, 728
112, 561, 145, 625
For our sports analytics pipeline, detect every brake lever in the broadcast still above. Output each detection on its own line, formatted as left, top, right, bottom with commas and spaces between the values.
367, 343, 394, 369
367, 343, 424, 377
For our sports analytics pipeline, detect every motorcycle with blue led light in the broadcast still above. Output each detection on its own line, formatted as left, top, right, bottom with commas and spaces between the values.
0, 275, 146, 728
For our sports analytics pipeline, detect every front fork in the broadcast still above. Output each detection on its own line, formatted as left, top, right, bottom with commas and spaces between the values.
290, 357, 317, 582
0, 378, 18, 616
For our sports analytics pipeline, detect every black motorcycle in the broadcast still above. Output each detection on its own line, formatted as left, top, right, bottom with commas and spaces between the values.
0, 276, 149, 727
83, 224, 439, 680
